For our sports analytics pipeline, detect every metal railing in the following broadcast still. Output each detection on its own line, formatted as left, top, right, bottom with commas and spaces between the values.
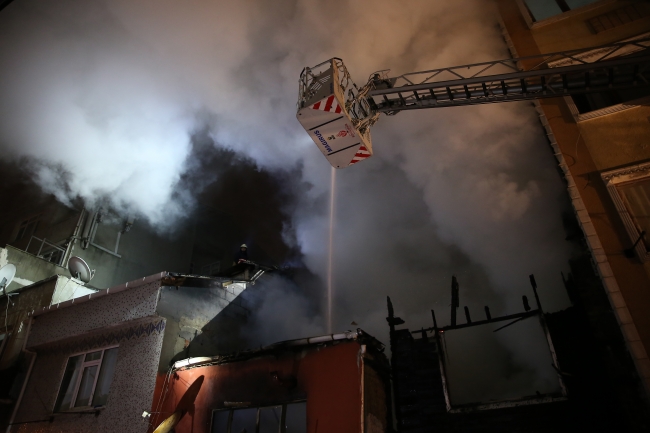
25, 236, 66, 266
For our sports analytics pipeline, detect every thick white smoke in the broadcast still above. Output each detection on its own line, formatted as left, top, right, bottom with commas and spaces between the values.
0, 0, 573, 401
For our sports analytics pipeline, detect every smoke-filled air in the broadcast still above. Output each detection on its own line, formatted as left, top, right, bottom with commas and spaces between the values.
0, 0, 574, 403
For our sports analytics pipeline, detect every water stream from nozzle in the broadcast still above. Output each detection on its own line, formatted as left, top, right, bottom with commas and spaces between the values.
327, 166, 336, 334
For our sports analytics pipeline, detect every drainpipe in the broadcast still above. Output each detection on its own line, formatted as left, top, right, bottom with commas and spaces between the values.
80, 210, 97, 250
6, 318, 36, 433
62, 209, 86, 267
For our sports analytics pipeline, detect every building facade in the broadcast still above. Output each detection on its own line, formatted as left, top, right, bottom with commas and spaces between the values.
0, 272, 96, 427
148, 330, 391, 433
498, 0, 650, 398
6, 270, 254, 433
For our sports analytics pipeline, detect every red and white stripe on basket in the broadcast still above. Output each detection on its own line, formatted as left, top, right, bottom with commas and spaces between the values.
311, 95, 342, 114
349, 145, 371, 165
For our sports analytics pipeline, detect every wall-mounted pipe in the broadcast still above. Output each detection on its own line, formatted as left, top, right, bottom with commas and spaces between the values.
80, 210, 97, 249
62, 209, 85, 266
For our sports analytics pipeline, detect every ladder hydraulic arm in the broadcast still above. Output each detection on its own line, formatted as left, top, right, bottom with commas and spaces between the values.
366, 37, 650, 114
297, 37, 650, 168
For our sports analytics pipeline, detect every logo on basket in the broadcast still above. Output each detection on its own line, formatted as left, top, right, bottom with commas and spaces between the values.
339, 124, 356, 138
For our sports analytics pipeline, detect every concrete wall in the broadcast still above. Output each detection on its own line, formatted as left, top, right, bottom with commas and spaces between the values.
50, 276, 96, 305
577, 106, 650, 171
0, 247, 68, 293
156, 282, 249, 371
527, 1, 650, 53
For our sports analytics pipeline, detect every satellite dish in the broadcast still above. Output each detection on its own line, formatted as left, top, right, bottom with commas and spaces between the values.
0, 264, 16, 291
67, 256, 94, 283
153, 410, 182, 433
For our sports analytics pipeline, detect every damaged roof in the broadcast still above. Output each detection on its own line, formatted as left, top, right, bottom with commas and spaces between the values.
172, 328, 386, 371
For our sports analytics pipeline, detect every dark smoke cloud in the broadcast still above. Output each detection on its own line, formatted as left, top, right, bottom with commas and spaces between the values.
0, 0, 574, 402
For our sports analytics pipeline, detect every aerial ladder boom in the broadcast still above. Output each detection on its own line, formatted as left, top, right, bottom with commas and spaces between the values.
296, 37, 650, 168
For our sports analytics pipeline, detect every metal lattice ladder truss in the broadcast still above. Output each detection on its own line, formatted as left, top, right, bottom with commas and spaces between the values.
364, 36, 650, 114
297, 36, 650, 168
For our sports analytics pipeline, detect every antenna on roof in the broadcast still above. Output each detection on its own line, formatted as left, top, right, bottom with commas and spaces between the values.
451, 275, 459, 327
67, 256, 95, 284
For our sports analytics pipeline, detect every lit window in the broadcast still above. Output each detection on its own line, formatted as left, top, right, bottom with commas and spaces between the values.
602, 162, 650, 261
523, 0, 601, 22
212, 402, 306, 433
54, 346, 119, 411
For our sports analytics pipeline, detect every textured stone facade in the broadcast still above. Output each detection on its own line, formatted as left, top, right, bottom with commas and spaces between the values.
13, 282, 165, 433
27, 281, 161, 348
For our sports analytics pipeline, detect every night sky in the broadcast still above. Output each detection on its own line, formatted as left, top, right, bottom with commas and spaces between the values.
0, 0, 576, 403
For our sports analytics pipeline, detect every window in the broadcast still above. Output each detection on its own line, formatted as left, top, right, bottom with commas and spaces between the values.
571, 87, 650, 115
523, 0, 601, 22
212, 402, 306, 433
602, 162, 650, 261
54, 346, 119, 411
548, 34, 650, 121
15, 215, 40, 241
569, 46, 650, 115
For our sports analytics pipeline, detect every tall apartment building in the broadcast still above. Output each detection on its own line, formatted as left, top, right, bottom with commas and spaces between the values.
498, 0, 650, 406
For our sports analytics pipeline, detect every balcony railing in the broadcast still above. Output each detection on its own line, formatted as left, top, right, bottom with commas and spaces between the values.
25, 236, 66, 266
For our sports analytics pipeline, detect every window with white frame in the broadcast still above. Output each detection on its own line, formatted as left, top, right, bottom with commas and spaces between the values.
54, 346, 119, 411
211, 402, 306, 433
602, 162, 650, 261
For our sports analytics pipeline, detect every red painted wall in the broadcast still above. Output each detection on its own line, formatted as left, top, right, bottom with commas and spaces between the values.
150, 341, 364, 433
